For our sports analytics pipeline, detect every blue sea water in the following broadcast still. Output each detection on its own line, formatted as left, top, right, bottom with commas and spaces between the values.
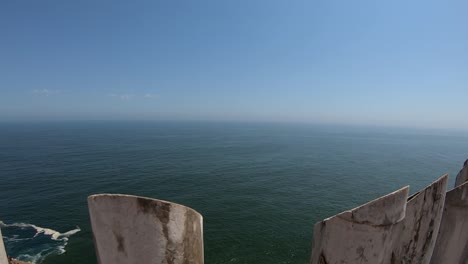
0, 121, 467, 264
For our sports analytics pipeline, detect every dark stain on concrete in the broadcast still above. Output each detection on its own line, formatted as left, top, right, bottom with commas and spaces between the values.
421, 219, 435, 255
390, 252, 396, 264
113, 229, 126, 255
355, 246, 368, 263
400, 176, 446, 263
136, 198, 175, 263
319, 252, 328, 264
136, 197, 203, 264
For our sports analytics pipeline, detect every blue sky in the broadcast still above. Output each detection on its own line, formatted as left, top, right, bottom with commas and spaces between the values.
1, 0, 467, 129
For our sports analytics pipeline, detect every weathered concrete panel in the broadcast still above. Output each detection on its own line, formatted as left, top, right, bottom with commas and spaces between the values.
430, 181, 468, 264
88, 194, 204, 264
391, 175, 448, 264
310, 186, 410, 264
310, 175, 448, 264
0, 228, 8, 264
455, 159, 468, 187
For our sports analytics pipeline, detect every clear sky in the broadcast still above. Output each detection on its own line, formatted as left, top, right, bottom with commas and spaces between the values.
1, 0, 467, 129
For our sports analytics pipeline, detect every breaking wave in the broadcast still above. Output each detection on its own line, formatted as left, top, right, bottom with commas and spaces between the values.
0, 221, 80, 263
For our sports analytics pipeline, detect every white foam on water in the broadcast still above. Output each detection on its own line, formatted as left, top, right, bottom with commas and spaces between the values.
0, 221, 80, 263
2, 235, 32, 243
17, 246, 65, 264
16, 251, 47, 264
0, 221, 81, 241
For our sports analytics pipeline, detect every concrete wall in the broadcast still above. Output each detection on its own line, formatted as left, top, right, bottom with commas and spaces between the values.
85, 160, 468, 264
88, 194, 204, 264
0, 227, 9, 264
310, 175, 448, 264
430, 160, 468, 264
430, 181, 468, 264
310, 186, 409, 264
391, 175, 448, 263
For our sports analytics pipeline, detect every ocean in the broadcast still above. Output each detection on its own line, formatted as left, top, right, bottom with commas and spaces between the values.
0, 121, 466, 264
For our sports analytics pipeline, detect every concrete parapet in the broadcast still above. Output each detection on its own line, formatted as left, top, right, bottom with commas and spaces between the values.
391, 175, 448, 263
310, 175, 448, 264
430, 161, 468, 264
310, 186, 409, 264
0, 157, 466, 264
88, 194, 204, 264
3, 162, 463, 264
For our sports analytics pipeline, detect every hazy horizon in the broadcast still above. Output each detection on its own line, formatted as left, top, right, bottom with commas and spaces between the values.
2, 118, 468, 135
1, 0, 467, 130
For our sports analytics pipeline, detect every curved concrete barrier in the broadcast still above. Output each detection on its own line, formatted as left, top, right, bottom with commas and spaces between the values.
310, 175, 448, 264
84, 161, 464, 264
88, 194, 204, 264
310, 186, 410, 264
430, 162, 468, 264
391, 175, 448, 263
